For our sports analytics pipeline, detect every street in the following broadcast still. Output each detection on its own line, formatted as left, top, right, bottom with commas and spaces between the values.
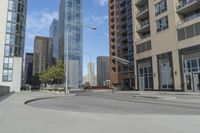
0, 91, 200, 133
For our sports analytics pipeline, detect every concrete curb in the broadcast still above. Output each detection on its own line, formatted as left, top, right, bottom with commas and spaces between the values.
133, 94, 176, 100
24, 93, 78, 105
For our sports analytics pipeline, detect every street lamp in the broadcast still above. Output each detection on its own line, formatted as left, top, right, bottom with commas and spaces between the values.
65, 24, 96, 95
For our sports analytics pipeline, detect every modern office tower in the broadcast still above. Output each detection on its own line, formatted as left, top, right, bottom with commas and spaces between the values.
0, 0, 27, 92
59, 0, 83, 88
33, 36, 50, 75
87, 62, 95, 86
49, 19, 59, 65
97, 56, 109, 86
109, 0, 134, 90
132, 0, 200, 92
24, 53, 33, 84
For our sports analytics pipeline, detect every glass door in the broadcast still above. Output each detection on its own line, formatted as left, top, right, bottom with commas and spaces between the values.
185, 74, 193, 92
139, 77, 145, 91
194, 73, 200, 92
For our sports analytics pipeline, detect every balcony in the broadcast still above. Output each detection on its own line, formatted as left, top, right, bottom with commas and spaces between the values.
177, 11, 200, 25
176, 0, 200, 14
136, 5, 149, 20
135, 0, 148, 6
135, 34, 151, 45
136, 19, 150, 33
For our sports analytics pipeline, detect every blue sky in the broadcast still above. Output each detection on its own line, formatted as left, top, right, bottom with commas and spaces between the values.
25, 0, 109, 75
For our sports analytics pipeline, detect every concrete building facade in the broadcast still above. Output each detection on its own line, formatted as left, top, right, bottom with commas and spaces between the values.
132, 0, 200, 92
0, 0, 27, 92
108, 0, 134, 90
33, 36, 50, 75
97, 56, 109, 86
24, 53, 33, 84
59, 0, 83, 88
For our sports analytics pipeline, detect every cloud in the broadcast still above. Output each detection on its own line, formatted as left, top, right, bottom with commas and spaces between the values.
96, 0, 108, 6
84, 15, 108, 27
25, 9, 58, 52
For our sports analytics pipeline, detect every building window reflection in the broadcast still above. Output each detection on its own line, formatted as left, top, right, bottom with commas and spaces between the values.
3, 0, 27, 82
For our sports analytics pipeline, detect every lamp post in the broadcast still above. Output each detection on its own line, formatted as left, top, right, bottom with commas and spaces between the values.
65, 25, 96, 95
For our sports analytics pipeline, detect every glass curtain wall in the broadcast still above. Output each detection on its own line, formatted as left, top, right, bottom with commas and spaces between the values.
64, 0, 83, 87
3, 0, 27, 81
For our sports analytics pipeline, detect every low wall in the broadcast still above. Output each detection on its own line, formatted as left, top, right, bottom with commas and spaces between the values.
0, 86, 10, 96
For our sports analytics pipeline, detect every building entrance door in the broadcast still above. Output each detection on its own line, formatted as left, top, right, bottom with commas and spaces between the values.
194, 73, 200, 92
139, 77, 145, 91
185, 74, 193, 92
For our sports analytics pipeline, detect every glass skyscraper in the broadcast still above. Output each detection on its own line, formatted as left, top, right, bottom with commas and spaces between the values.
49, 19, 59, 64
59, 0, 83, 88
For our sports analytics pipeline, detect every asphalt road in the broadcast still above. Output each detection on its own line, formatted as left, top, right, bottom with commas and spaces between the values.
1, 92, 200, 133
28, 91, 200, 115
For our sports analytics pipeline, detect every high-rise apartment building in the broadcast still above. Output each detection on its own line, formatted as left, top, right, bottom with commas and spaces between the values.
59, 0, 83, 88
87, 62, 95, 86
33, 36, 50, 75
109, 0, 134, 90
24, 53, 33, 84
49, 19, 59, 65
97, 56, 109, 86
0, 0, 27, 92
132, 0, 200, 92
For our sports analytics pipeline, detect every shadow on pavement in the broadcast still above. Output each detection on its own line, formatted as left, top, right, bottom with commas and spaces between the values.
0, 93, 13, 102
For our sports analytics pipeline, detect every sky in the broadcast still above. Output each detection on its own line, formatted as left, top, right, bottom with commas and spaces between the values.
25, 0, 109, 75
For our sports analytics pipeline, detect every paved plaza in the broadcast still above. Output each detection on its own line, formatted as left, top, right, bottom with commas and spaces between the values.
0, 91, 200, 133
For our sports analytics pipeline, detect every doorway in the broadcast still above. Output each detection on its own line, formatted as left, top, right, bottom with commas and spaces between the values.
185, 74, 193, 92
138, 61, 153, 91
194, 73, 200, 92
185, 73, 200, 92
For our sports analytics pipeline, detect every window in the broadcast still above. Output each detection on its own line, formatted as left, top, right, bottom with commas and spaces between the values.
183, 9, 200, 22
156, 16, 168, 32
177, 28, 185, 41
178, 22, 200, 41
3, 57, 13, 69
158, 57, 173, 89
195, 22, 200, 35
7, 11, 17, 22
14, 47, 22, 56
186, 25, 194, 38
6, 22, 16, 33
155, 0, 167, 16
136, 41, 151, 53
4, 46, 14, 56
184, 58, 200, 73
5, 34, 15, 45
8, 1, 17, 12
3, 70, 13, 81
138, 61, 153, 90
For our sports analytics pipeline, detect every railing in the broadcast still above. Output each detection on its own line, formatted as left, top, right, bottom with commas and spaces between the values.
137, 19, 150, 30
176, 0, 198, 10
137, 5, 149, 16
177, 12, 200, 25
0, 86, 10, 96
136, 0, 148, 5
135, 34, 151, 43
